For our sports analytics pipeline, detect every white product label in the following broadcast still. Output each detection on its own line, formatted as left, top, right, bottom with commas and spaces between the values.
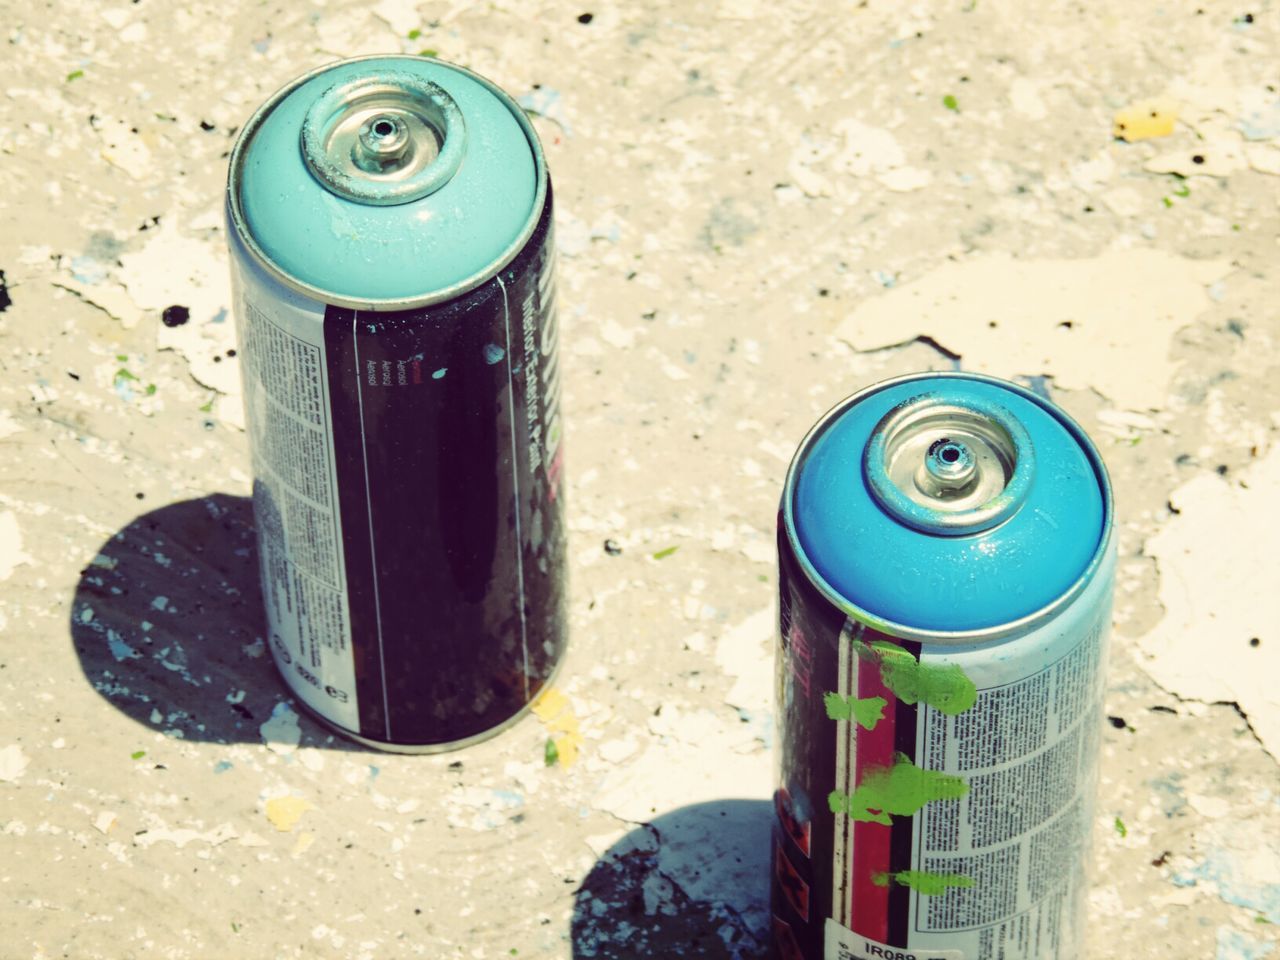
233, 260, 358, 731
907, 560, 1113, 959
825, 545, 1114, 960
826, 919, 963, 960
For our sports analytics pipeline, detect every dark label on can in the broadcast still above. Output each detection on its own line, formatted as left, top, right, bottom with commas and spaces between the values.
318, 194, 565, 746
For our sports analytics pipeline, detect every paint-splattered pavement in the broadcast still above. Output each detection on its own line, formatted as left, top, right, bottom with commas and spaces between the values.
1, 2, 1278, 958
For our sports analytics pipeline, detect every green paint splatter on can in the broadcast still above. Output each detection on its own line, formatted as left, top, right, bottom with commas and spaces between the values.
828, 753, 968, 825
823, 692, 887, 730
872, 870, 976, 895
856, 641, 977, 715
903, 872, 974, 896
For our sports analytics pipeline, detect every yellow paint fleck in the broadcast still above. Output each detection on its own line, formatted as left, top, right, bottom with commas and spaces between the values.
531, 686, 584, 768
552, 731, 581, 767
1113, 100, 1177, 142
531, 687, 570, 722
291, 831, 316, 857
265, 795, 312, 832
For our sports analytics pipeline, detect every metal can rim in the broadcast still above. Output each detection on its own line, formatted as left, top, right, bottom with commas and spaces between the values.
226, 54, 548, 312
782, 371, 1115, 645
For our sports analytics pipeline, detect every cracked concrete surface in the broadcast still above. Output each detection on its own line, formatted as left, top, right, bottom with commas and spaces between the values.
1, 1, 1278, 958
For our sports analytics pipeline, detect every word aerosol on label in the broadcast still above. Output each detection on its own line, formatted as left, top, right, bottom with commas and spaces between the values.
226, 56, 566, 752
772, 373, 1115, 960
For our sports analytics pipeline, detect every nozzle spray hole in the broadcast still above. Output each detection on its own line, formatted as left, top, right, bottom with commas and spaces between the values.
373, 118, 396, 138
940, 445, 960, 463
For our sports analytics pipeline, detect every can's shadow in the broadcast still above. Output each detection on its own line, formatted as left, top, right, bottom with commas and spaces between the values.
69, 493, 351, 749
572, 799, 773, 959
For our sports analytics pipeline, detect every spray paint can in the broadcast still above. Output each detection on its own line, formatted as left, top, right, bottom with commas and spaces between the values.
772, 373, 1114, 960
226, 55, 566, 752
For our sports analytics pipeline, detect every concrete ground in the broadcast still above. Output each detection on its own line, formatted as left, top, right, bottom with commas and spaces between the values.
1, 1, 1278, 958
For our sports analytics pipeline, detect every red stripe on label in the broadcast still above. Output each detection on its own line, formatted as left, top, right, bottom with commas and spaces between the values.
851, 652, 895, 941
775, 840, 811, 921
771, 914, 805, 960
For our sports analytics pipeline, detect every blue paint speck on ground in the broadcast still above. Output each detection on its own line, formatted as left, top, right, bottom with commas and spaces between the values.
482, 344, 506, 365
213, 760, 233, 774
70, 256, 106, 285
1175, 844, 1280, 922
1240, 99, 1280, 140
1148, 773, 1188, 817
517, 87, 571, 134
432, 367, 447, 379
1217, 926, 1276, 960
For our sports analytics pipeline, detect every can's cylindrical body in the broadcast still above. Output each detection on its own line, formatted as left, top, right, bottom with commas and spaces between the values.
772, 373, 1114, 960
226, 56, 566, 752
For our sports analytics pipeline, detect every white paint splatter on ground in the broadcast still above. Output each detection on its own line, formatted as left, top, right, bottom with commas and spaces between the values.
1138, 447, 1280, 759
835, 249, 1232, 410
259, 702, 302, 755
117, 221, 238, 398
0, 412, 22, 439
133, 821, 238, 848
593, 705, 770, 824
0, 745, 31, 783
0, 511, 33, 580
715, 607, 774, 738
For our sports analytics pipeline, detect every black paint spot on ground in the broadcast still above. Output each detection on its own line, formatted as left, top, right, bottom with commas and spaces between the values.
162, 304, 190, 327
0, 270, 11, 313
577, 11, 594, 22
